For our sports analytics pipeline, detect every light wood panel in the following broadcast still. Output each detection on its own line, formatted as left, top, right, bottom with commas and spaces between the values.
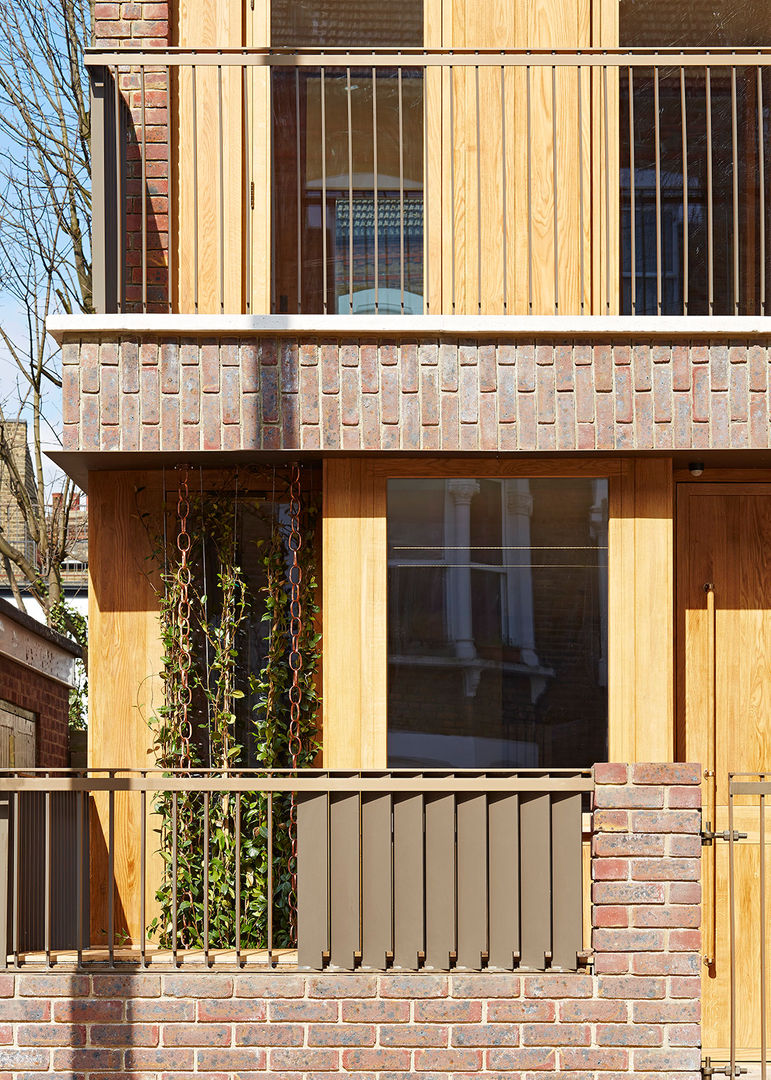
88, 471, 163, 943
677, 484, 771, 1059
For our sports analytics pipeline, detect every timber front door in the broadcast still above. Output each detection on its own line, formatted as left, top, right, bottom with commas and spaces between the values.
678, 483, 771, 1066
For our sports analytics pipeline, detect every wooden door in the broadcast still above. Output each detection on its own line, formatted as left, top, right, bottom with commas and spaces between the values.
677, 483, 771, 1062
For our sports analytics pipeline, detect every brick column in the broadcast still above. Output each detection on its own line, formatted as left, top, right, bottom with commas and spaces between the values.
592, 762, 702, 1074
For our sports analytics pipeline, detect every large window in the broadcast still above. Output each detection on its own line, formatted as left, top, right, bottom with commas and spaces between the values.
387, 478, 608, 769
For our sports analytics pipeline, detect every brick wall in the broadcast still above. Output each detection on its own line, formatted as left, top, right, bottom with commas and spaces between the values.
61, 333, 771, 452
0, 655, 69, 767
1, 763, 702, 1076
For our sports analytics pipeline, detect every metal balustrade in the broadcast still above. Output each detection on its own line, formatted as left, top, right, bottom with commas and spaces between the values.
0, 769, 591, 971
88, 47, 771, 317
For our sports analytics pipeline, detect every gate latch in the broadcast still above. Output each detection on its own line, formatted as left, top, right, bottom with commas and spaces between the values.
701, 822, 748, 846
702, 1058, 747, 1077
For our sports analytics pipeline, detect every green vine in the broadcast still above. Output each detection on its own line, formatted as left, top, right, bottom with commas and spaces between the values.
142, 474, 320, 951
50, 600, 88, 732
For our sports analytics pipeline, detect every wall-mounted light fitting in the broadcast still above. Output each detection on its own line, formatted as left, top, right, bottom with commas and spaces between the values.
688, 462, 705, 477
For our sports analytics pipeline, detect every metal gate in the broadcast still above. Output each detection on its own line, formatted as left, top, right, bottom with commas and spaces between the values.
705, 775, 771, 1080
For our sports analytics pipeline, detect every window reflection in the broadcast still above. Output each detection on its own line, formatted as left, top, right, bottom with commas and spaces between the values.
387, 478, 608, 769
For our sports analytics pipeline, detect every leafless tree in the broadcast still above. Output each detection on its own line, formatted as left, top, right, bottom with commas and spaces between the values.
0, 0, 90, 649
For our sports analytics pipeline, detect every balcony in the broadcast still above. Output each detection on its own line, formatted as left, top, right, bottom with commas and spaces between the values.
0, 768, 591, 972
87, 46, 771, 318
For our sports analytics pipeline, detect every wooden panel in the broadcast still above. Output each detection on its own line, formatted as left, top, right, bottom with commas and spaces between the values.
456, 793, 487, 969
424, 793, 455, 970
551, 792, 583, 969
297, 790, 329, 969
488, 793, 519, 969
361, 792, 392, 968
677, 484, 771, 1057
88, 470, 163, 944
519, 792, 551, 969
330, 792, 360, 968
322, 459, 387, 768
392, 792, 424, 970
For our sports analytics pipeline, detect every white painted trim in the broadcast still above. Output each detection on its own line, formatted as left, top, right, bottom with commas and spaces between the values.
46, 313, 771, 342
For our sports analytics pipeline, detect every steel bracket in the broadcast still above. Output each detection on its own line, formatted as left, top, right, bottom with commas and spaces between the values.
701, 822, 748, 845
702, 1058, 747, 1077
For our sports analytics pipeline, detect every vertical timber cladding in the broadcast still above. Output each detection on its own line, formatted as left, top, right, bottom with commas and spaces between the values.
424, 0, 619, 315
88, 470, 164, 943
322, 457, 675, 770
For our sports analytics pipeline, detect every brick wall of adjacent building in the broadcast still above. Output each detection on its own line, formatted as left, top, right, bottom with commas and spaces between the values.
0, 763, 702, 1076
60, 333, 771, 452
0, 655, 69, 767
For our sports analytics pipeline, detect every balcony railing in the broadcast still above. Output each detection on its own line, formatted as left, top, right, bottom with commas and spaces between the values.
88, 47, 771, 318
0, 769, 591, 971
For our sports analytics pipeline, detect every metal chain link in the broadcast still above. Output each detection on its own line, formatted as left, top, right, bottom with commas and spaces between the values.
175, 467, 193, 770
287, 463, 303, 941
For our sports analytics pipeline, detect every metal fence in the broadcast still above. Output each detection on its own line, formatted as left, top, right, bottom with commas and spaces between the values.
88, 47, 771, 317
0, 769, 591, 972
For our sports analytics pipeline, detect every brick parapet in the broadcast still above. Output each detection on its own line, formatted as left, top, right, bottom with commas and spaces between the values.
3, 763, 701, 1076
61, 334, 771, 452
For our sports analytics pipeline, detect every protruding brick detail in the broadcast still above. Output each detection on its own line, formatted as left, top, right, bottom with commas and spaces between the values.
62, 333, 771, 452
7, 764, 701, 1075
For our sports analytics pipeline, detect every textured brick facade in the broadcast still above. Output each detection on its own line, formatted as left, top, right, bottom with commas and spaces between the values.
3, 764, 701, 1076
60, 333, 771, 453
0, 655, 69, 767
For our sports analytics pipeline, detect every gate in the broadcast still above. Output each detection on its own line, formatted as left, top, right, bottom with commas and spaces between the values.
706, 774, 771, 1079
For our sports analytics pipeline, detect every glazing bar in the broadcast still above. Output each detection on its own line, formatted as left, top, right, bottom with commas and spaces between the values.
680, 67, 688, 314
141, 65, 147, 313
654, 66, 662, 315
706, 66, 714, 314
628, 67, 636, 315
347, 67, 354, 314
321, 69, 327, 314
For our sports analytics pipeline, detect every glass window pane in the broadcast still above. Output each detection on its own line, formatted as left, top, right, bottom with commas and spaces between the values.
387, 478, 609, 769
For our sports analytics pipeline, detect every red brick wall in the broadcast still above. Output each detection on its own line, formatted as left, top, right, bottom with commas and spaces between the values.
0, 655, 69, 767
2, 764, 702, 1075
61, 333, 771, 452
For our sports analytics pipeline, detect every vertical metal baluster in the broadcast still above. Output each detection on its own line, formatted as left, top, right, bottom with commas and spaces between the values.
235, 791, 241, 967
296, 68, 302, 313
423, 62, 428, 313
203, 791, 209, 966
321, 68, 327, 314
267, 792, 273, 966
218, 64, 225, 315
759, 65, 766, 316
654, 65, 662, 316
192, 64, 199, 314
475, 60, 481, 315
552, 62, 559, 315
501, 63, 507, 314
172, 791, 178, 966
527, 63, 533, 313
628, 66, 636, 315
141, 65, 147, 313
108, 784, 115, 966
244, 63, 251, 314
706, 66, 714, 315
372, 67, 379, 314
12, 792, 18, 968
450, 64, 456, 312
167, 64, 173, 314
346, 66, 354, 314
140, 782, 147, 968
45, 789, 51, 966
77, 787, 84, 967
761, 789, 767, 1080
680, 66, 688, 315
578, 64, 586, 313
729, 784, 737, 1080
603, 64, 610, 314
731, 63, 740, 314
398, 63, 405, 313
113, 65, 123, 312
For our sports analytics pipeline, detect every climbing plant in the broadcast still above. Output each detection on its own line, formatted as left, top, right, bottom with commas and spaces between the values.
141, 468, 320, 951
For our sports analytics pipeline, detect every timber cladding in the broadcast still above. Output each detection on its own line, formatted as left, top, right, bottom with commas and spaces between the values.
3, 763, 701, 1074
62, 335, 771, 453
